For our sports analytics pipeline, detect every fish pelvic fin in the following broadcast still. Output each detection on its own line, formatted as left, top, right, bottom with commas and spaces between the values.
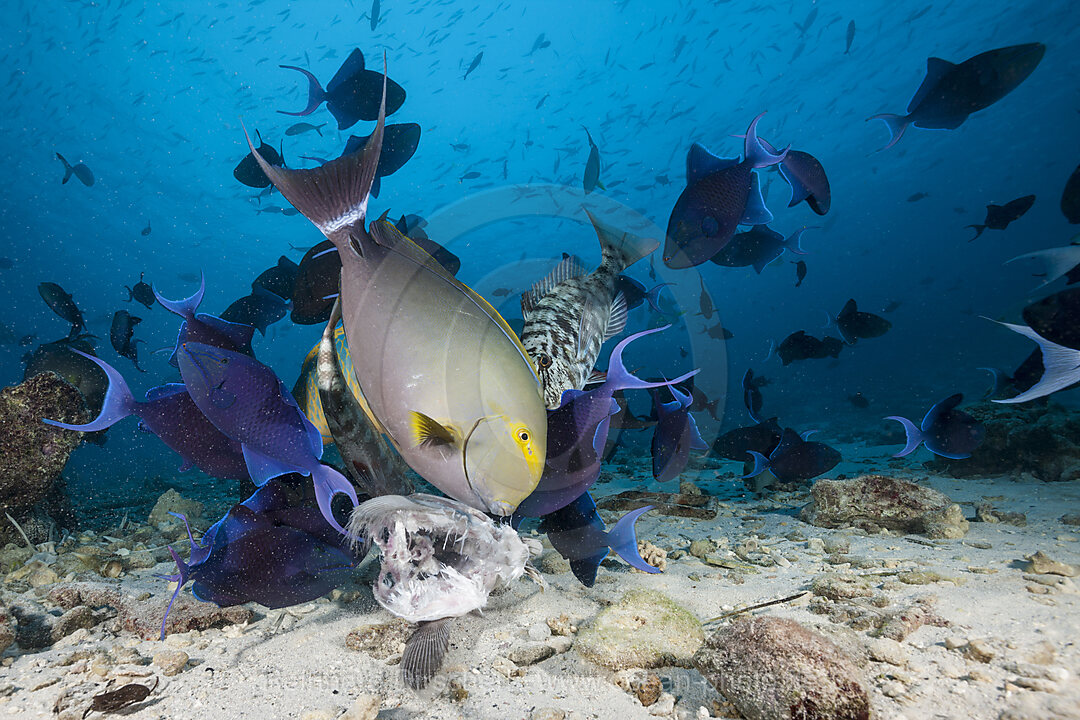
867, 113, 910, 151
277, 64, 327, 116
402, 619, 452, 690
250, 58, 387, 252
885, 415, 923, 457
584, 208, 658, 272
42, 350, 136, 432
605, 505, 660, 573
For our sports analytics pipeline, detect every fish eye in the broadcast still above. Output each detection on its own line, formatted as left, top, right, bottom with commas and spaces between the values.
517, 429, 530, 443
537, 353, 552, 369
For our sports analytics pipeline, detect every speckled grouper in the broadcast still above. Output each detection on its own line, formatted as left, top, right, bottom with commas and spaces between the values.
520, 210, 658, 409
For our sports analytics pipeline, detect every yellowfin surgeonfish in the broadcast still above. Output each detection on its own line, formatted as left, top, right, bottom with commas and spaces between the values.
251, 64, 547, 516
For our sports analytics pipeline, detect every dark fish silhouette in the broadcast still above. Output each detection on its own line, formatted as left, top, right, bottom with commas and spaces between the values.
759, 139, 830, 215
908, 192, 930, 202
887, 393, 984, 459
110, 310, 145, 371
1063, 164, 1080, 224
528, 33, 550, 55
870, 43, 1046, 149
141, 221, 152, 236
742, 368, 765, 422
831, 299, 891, 344
463, 51, 484, 79
233, 130, 285, 188
967, 195, 1035, 240
55, 152, 94, 186
712, 418, 782, 462
221, 286, 290, 335
291, 240, 341, 325
664, 114, 785, 268
710, 225, 810, 274
1021, 287, 1080, 350
341, 123, 421, 197
743, 428, 840, 490
252, 255, 299, 300
38, 282, 86, 336
775, 330, 843, 365
395, 214, 461, 276
370, 0, 380, 30
285, 121, 326, 137
612, 275, 670, 314
651, 384, 707, 483
848, 392, 869, 408
124, 272, 155, 308
844, 20, 856, 54
794, 260, 807, 287
279, 48, 406, 129
582, 126, 604, 194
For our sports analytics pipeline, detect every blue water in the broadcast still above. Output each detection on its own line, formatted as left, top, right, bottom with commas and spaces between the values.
1, 0, 1078, 520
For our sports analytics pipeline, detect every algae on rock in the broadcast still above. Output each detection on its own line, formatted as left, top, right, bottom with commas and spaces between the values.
576, 589, 704, 670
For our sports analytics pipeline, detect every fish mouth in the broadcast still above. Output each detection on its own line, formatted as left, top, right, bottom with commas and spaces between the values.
460, 416, 536, 516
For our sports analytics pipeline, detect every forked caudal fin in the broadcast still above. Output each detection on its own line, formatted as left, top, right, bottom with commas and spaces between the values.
605, 505, 660, 573
743, 112, 788, 169
277, 64, 327, 117
583, 208, 659, 272
311, 462, 360, 535
606, 325, 699, 392
742, 450, 771, 478
42, 350, 136, 432
248, 57, 387, 249
990, 320, 1080, 404
868, 113, 910, 151
885, 415, 924, 457
154, 273, 205, 320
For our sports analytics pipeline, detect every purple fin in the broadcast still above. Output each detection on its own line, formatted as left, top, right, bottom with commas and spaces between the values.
687, 414, 708, 451
991, 321, 1080, 404
241, 443, 298, 486
643, 283, 673, 314
154, 274, 205, 320
42, 350, 135, 432
779, 164, 811, 207
885, 416, 923, 457
741, 450, 770, 478
311, 463, 358, 535
868, 113, 910, 151
606, 325, 699, 392
740, 172, 773, 226
686, 143, 739, 184
743, 113, 787, 169
605, 505, 660, 573
784, 227, 814, 255
277, 65, 326, 116
159, 545, 189, 640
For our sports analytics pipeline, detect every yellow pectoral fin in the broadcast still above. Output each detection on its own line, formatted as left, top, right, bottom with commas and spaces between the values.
410, 411, 458, 449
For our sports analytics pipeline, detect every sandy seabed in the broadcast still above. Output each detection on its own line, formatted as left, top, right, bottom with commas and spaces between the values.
2, 442, 1079, 720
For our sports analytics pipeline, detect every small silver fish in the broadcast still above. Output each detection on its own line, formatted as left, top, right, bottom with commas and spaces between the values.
521, 211, 658, 409
347, 494, 540, 688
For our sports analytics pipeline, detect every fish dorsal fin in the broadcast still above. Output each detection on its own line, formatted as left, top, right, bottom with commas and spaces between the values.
603, 292, 628, 341
526, 255, 588, 308
145, 383, 187, 403
921, 393, 963, 432
410, 411, 457, 448
327, 48, 366, 93
367, 217, 537, 380
687, 143, 739, 184
839, 298, 857, 318
908, 57, 956, 113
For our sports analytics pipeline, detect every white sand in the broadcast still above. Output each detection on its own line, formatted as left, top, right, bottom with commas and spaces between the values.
2, 445, 1079, 720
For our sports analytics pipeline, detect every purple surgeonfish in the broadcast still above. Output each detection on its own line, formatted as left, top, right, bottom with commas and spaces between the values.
42, 350, 250, 481
153, 274, 255, 367
176, 342, 358, 534
664, 113, 787, 269
886, 393, 985, 459
869, 43, 1045, 150
651, 383, 708, 483
159, 474, 363, 639
514, 325, 699, 518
